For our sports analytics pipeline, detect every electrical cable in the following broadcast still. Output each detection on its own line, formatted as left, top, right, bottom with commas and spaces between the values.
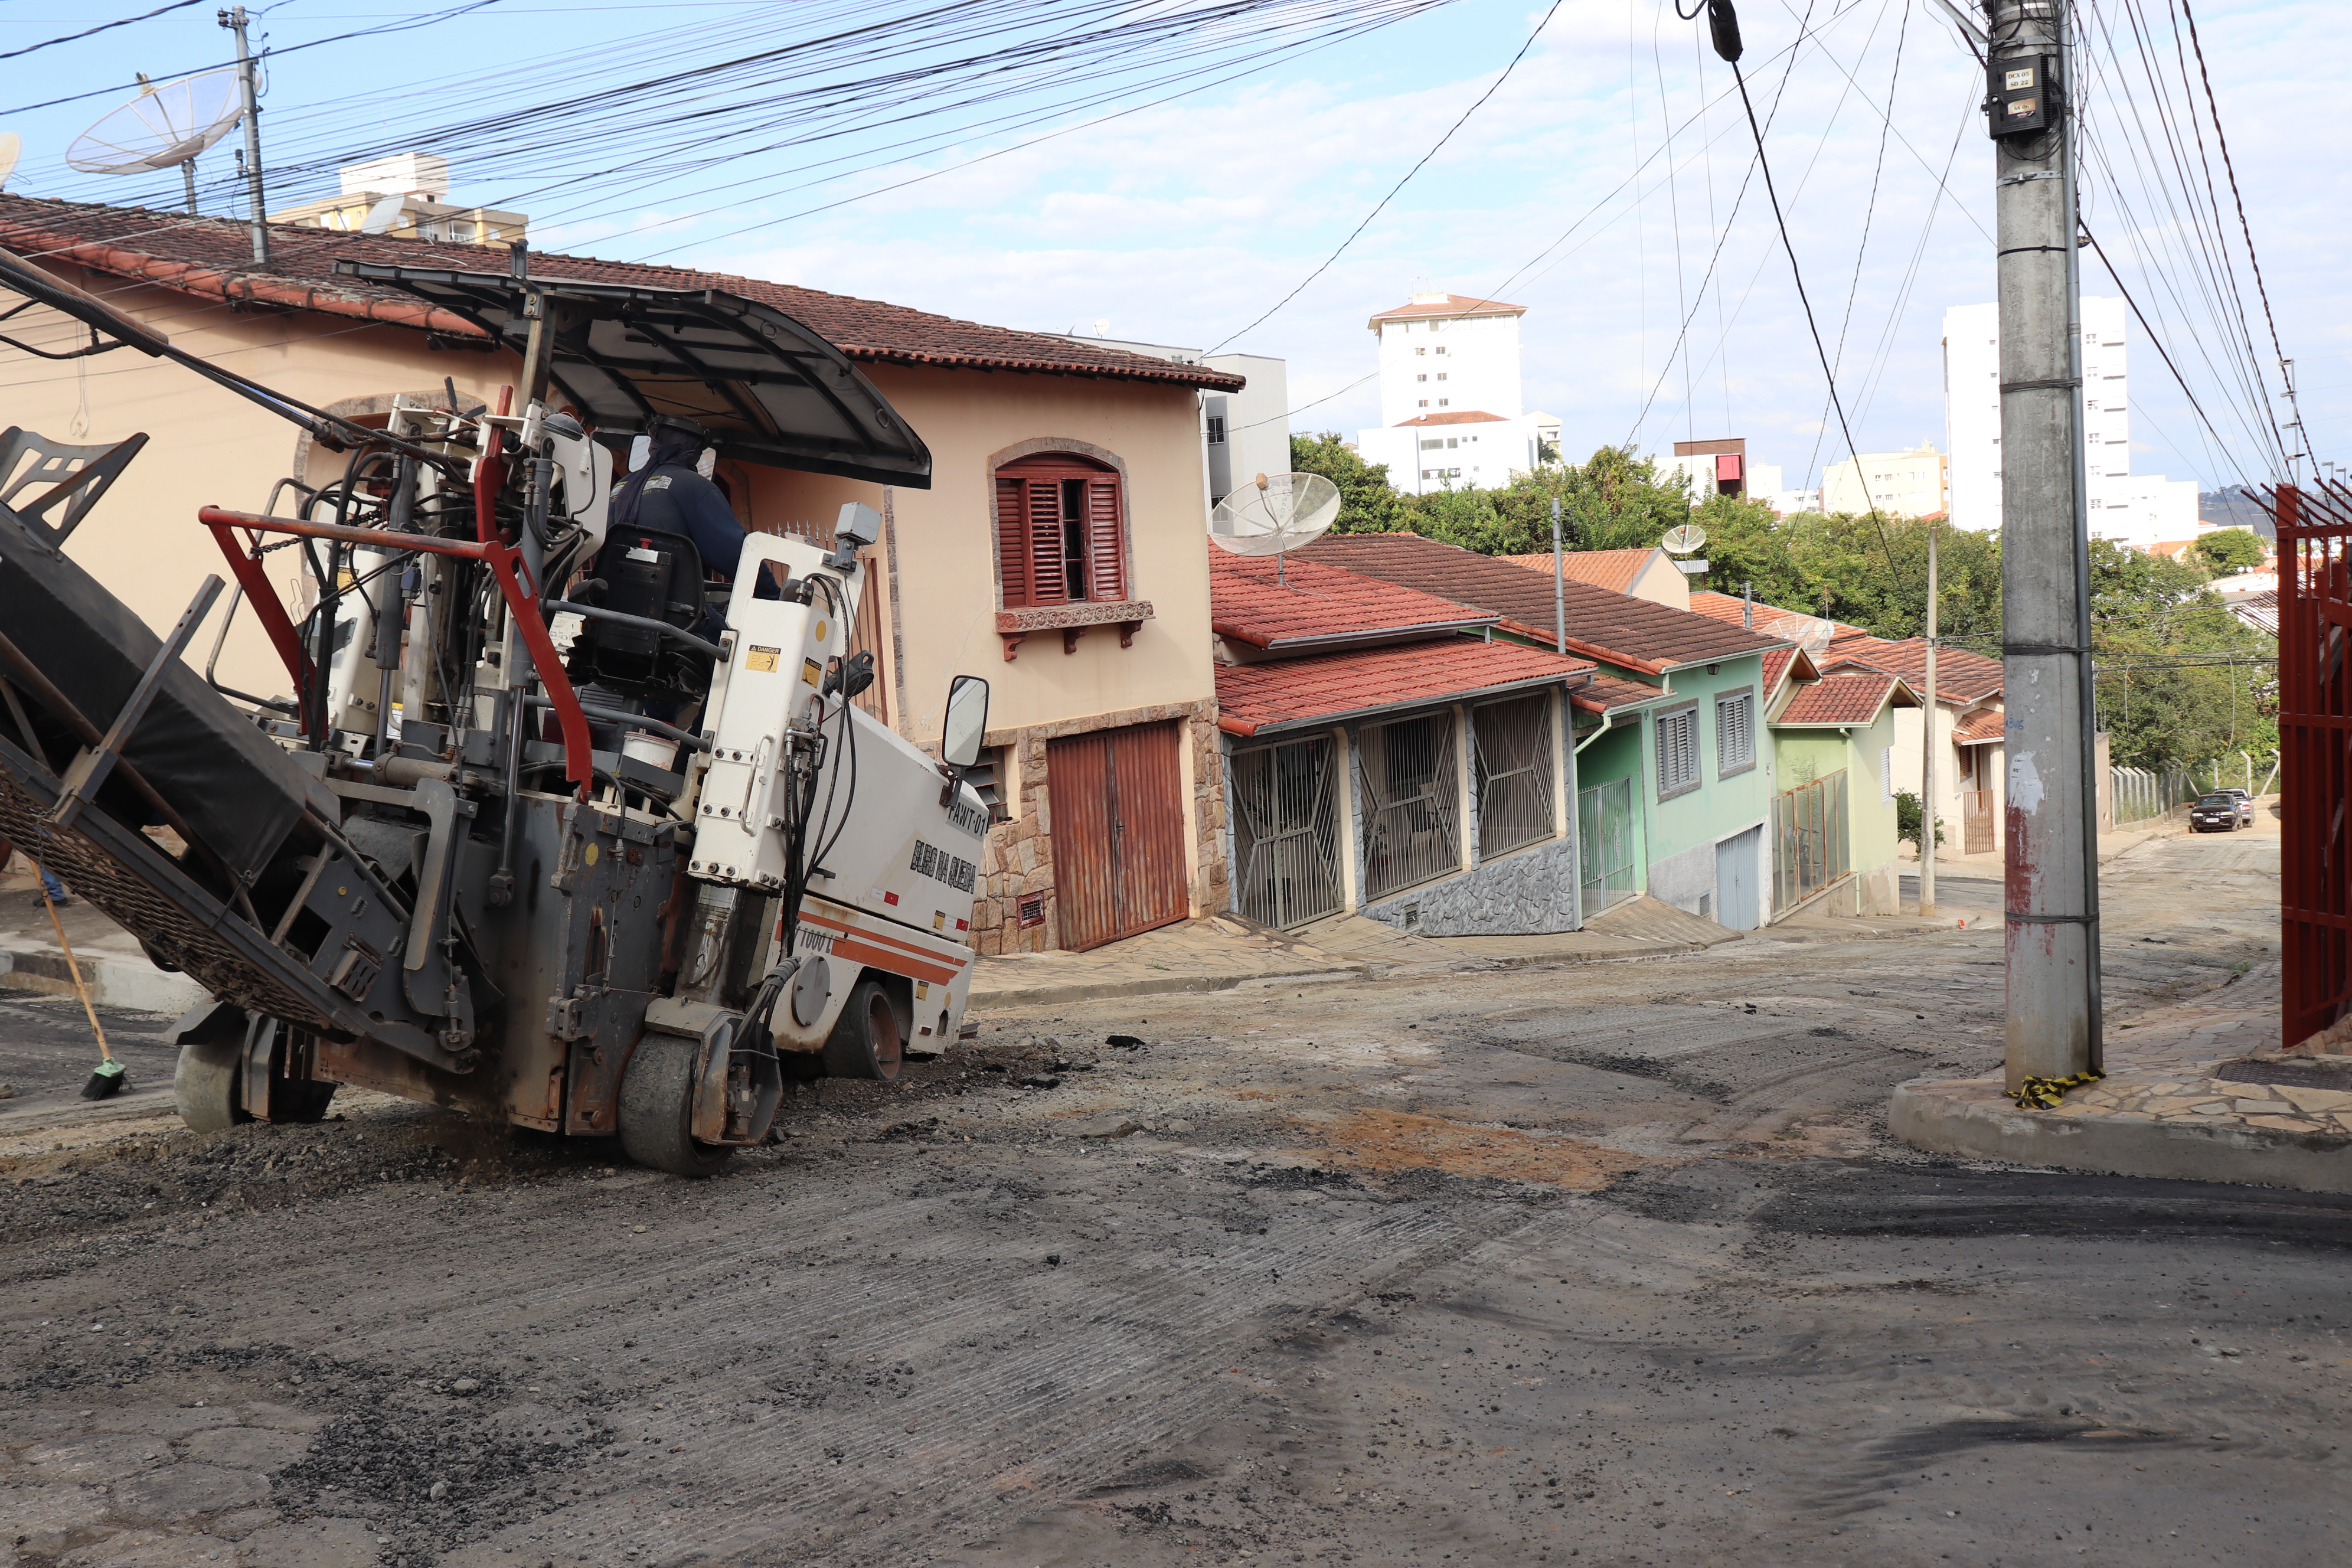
1720, 30, 1899, 580
1203, 0, 1565, 352
0, 1, 205, 63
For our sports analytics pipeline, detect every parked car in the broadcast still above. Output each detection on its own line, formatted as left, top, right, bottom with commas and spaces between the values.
2191, 792, 2254, 831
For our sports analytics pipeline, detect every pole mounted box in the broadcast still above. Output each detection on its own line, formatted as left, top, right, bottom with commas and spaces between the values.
1985, 55, 2060, 137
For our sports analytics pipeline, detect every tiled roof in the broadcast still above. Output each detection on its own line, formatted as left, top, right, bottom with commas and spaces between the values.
1216, 641, 1592, 737
1954, 708, 2008, 746
1303, 531, 1784, 675
1366, 293, 1526, 325
1572, 672, 1676, 717
1394, 410, 1507, 426
2230, 589, 2278, 636
0, 195, 1243, 391
1773, 671, 1912, 727
1210, 548, 1495, 649
1761, 645, 1821, 698
1825, 631, 2005, 704
1499, 547, 1658, 596
1686, 589, 1849, 648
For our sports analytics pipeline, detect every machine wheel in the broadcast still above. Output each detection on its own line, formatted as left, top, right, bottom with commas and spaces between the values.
174, 1035, 249, 1133
824, 979, 903, 1083
618, 1033, 733, 1178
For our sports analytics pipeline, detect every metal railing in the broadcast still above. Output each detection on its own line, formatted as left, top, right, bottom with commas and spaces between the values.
1358, 711, 1462, 902
2108, 765, 2195, 826
1231, 736, 1345, 930
1472, 692, 1556, 860
1772, 769, 1850, 912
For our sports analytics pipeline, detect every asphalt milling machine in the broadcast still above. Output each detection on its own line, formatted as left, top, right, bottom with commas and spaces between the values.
0, 247, 991, 1175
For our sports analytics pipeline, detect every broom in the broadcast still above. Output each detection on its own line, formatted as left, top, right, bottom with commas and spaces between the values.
32, 861, 122, 1099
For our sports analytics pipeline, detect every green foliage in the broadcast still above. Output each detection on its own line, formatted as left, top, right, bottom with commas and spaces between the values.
1289, 432, 1412, 535
2189, 527, 2266, 576
2088, 538, 2276, 774
1894, 790, 1945, 848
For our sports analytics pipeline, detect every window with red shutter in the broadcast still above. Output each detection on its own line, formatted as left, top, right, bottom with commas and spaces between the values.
992, 454, 1128, 608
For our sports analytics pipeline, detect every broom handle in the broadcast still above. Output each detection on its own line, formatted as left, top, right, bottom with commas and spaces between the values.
32, 860, 110, 1061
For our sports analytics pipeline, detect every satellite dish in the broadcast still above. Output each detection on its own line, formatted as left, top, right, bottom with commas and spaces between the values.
1210, 472, 1341, 558
1661, 522, 1707, 556
67, 70, 241, 175
0, 133, 19, 192
359, 193, 408, 235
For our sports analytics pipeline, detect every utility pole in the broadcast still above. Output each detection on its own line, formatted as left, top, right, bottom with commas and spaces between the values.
1987, 0, 2101, 1089
220, 7, 268, 266
1550, 496, 1566, 654
1920, 518, 1938, 916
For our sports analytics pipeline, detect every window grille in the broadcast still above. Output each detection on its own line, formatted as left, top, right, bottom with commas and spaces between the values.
1881, 744, 1894, 799
1472, 693, 1556, 859
1231, 737, 1344, 929
1657, 708, 1698, 796
1205, 415, 1227, 445
1773, 769, 1851, 909
1715, 691, 1753, 772
1357, 713, 1461, 901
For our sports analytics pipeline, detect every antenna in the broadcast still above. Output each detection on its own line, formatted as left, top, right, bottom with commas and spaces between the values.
1660, 522, 1707, 555
1210, 471, 1341, 585
67, 68, 243, 217
359, 193, 408, 236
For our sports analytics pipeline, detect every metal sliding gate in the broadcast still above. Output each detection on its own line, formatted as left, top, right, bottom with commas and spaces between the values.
1230, 736, 1344, 929
2267, 482, 2352, 1048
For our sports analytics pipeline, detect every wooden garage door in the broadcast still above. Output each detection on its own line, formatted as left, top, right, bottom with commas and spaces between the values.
1047, 720, 1190, 951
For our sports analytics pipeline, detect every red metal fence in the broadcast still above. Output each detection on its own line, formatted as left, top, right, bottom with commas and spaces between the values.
2267, 482, 2352, 1049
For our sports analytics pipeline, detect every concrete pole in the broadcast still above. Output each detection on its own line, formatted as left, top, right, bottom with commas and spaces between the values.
1921, 520, 1938, 915
1551, 496, 1566, 654
1991, 0, 2101, 1088
221, 7, 269, 266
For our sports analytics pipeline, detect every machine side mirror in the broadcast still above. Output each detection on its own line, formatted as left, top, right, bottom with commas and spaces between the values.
942, 675, 989, 770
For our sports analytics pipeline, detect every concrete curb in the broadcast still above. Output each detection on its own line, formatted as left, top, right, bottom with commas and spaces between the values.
0, 942, 210, 1015
969, 962, 1373, 1011
1890, 1077, 2352, 1195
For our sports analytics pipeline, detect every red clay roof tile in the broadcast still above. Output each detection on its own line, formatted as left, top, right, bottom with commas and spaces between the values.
1211, 548, 1496, 648
1303, 531, 1783, 674
1366, 293, 1527, 325
1571, 672, 1675, 717
0, 195, 1243, 391
1216, 641, 1592, 736
1954, 708, 2008, 745
1497, 548, 1658, 595
1773, 671, 1912, 727
1824, 631, 2004, 703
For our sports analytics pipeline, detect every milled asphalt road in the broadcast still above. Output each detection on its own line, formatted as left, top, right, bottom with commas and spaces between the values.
5, 822, 2343, 1568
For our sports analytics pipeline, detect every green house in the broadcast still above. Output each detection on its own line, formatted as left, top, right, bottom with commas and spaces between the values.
1763, 655, 1917, 917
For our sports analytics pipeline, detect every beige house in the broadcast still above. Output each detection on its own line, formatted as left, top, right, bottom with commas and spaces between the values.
1499, 547, 1690, 610
0, 195, 1240, 956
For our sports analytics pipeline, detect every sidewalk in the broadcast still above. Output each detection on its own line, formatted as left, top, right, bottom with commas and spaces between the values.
0, 881, 210, 1014
1892, 961, 2352, 1194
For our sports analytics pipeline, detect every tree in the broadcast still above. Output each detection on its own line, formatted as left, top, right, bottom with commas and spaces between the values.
1289, 432, 1412, 534
1895, 790, 1946, 849
2087, 539, 2276, 774
2189, 527, 2266, 576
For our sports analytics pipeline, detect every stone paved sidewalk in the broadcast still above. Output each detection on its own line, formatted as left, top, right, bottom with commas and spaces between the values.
1892, 958, 2352, 1193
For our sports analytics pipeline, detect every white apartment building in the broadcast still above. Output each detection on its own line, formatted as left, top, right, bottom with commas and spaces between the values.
1355, 292, 1547, 495
1943, 296, 2197, 548
1819, 444, 1949, 518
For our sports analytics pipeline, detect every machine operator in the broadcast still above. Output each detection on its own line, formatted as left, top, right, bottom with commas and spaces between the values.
603, 414, 746, 589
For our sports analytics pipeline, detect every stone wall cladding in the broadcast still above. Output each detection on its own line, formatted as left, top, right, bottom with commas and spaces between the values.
1361, 835, 1580, 936
967, 699, 1224, 956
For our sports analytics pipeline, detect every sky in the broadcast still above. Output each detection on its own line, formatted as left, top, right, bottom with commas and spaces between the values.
1, 0, 2339, 498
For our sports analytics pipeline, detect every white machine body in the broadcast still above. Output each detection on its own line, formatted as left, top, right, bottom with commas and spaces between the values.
689, 520, 985, 1051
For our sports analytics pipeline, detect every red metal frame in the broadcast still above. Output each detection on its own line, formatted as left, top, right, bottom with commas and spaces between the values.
200, 506, 594, 800
2269, 482, 2352, 1048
